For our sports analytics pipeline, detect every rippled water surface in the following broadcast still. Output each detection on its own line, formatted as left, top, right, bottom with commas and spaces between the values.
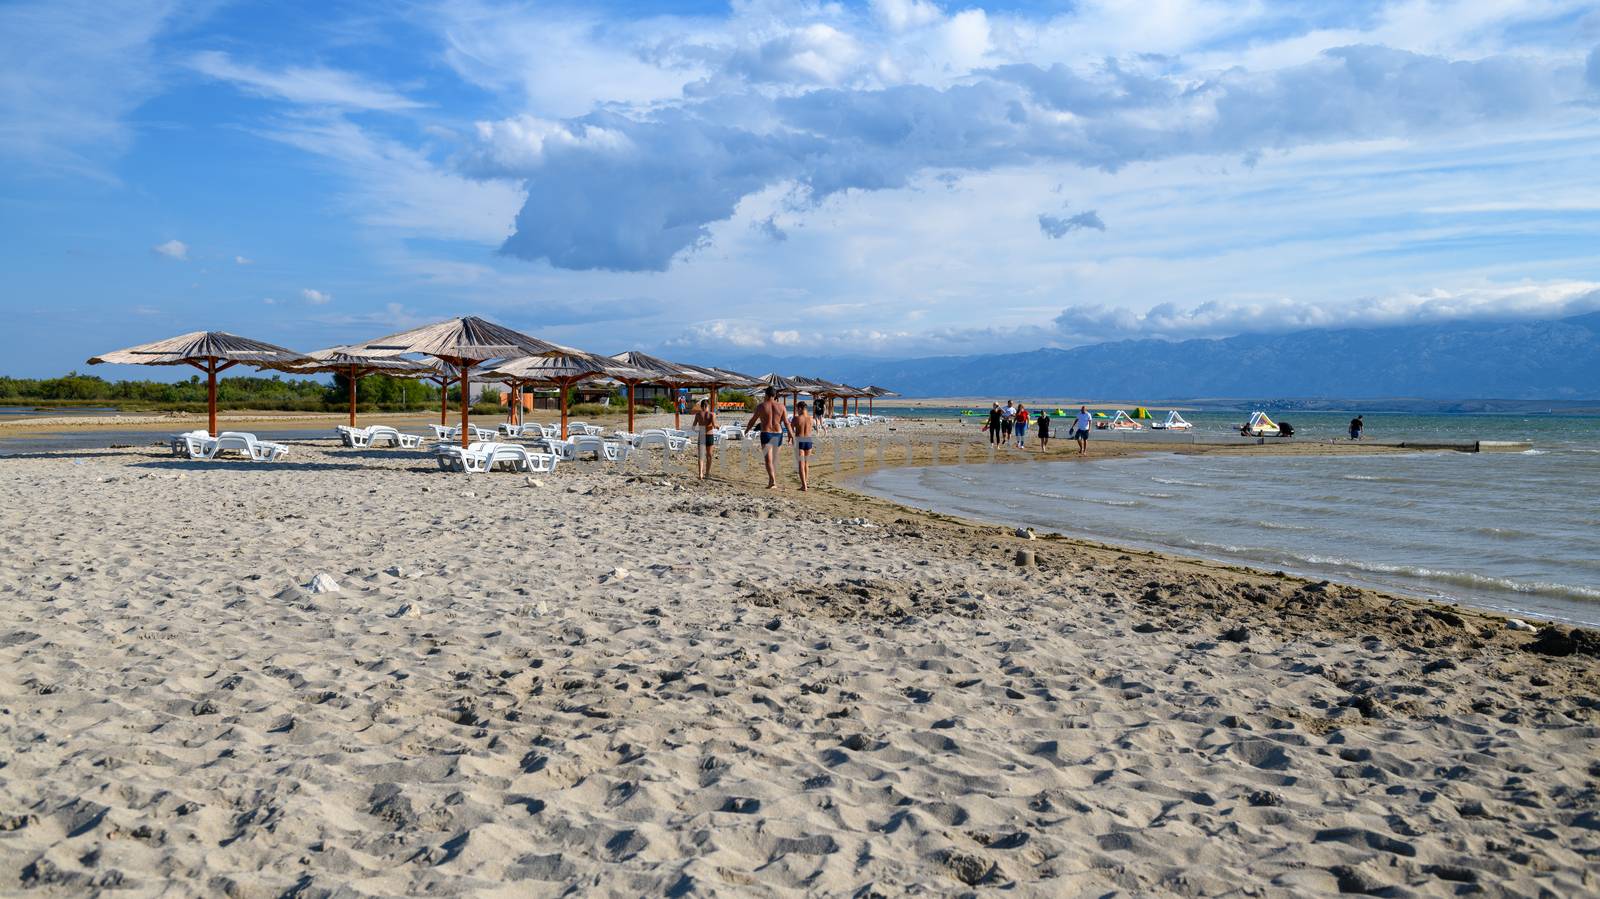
857, 438, 1600, 625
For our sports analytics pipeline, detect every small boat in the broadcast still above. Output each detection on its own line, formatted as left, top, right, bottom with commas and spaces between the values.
1108, 410, 1143, 430
1241, 411, 1280, 437
1150, 410, 1193, 431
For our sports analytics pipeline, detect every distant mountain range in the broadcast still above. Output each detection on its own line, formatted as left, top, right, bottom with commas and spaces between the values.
705, 312, 1600, 403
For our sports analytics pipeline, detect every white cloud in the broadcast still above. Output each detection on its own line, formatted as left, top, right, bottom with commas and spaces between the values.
469, 43, 1589, 272
152, 238, 188, 260
871, 0, 944, 34
188, 50, 421, 111
1054, 281, 1600, 342
0, 0, 183, 175
301, 288, 332, 305
234, 255, 253, 264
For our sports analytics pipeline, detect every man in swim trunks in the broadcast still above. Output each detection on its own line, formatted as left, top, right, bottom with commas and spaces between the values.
791, 400, 816, 491
692, 398, 718, 480
1074, 406, 1092, 456
745, 387, 789, 489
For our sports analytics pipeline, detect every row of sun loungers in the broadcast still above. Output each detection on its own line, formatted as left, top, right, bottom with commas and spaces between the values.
818, 414, 890, 429
171, 415, 874, 471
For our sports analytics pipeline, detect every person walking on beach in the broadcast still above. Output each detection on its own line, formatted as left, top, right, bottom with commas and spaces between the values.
986, 403, 1002, 445
791, 400, 816, 492
1002, 401, 1015, 443
1037, 410, 1051, 452
1349, 415, 1364, 440
692, 398, 718, 480
1015, 405, 1029, 448
1074, 406, 1092, 455
745, 387, 789, 489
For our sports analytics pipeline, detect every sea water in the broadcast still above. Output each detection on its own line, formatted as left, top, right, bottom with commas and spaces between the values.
856, 415, 1600, 626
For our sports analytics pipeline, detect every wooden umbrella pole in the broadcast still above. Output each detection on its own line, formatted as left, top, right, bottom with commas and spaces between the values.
348, 367, 358, 428
459, 362, 472, 447
560, 382, 570, 439
672, 383, 681, 429
627, 382, 635, 434
438, 379, 448, 425
207, 359, 219, 437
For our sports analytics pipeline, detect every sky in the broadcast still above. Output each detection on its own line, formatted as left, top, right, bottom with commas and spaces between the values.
2, 0, 1599, 378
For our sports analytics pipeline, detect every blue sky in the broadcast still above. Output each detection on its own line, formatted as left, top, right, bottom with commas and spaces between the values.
3, 0, 1599, 377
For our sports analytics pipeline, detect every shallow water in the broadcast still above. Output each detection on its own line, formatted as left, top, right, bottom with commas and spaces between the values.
856, 438, 1600, 627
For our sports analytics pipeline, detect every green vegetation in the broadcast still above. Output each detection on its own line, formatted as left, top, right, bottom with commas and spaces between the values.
0, 372, 443, 413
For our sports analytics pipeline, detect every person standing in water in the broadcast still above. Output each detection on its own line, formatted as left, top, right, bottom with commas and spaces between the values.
986, 403, 1002, 445
1037, 410, 1051, 452
692, 398, 718, 480
745, 387, 789, 489
1015, 404, 1029, 448
791, 400, 816, 491
1074, 405, 1092, 455
1002, 400, 1016, 443
1349, 415, 1364, 440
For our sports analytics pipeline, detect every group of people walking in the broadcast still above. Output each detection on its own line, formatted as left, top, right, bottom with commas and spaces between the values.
690, 386, 818, 490
983, 401, 1094, 455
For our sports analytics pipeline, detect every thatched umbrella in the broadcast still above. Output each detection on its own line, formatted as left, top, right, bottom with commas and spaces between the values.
484, 351, 650, 439
290, 348, 440, 428
751, 373, 812, 413
863, 385, 899, 415
610, 351, 715, 430
676, 363, 759, 417
349, 316, 564, 447
88, 330, 309, 437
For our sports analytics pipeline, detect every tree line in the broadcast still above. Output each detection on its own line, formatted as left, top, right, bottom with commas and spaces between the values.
0, 372, 443, 412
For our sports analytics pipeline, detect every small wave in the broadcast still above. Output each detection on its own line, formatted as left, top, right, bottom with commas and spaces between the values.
1340, 474, 1405, 482
1291, 555, 1600, 602
1104, 499, 1142, 507
1257, 520, 1311, 531
1521, 449, 1548, 456
1471, 526, 1534, 540
1139, 492, 1175, 499
1151, 477, 1211, 488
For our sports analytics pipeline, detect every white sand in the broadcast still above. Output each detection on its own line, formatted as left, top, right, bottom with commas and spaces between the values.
1, 431, 1596, 896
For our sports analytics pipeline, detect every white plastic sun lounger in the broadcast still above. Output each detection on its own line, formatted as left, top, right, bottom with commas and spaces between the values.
435, 441, 553, 473
567, 434, 630, 462
208, 432, 288, 462
171, 430, 212, 456
336, 425, 372, 448
363, 425, 426, 448
429, 424, 461, 441
635, 429, 688, 452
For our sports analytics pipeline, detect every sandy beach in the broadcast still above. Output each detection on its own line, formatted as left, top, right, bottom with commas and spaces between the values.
2, 418, 1596, 896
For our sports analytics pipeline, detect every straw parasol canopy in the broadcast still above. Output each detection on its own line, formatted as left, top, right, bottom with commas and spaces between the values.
610, 351, 715, 429
676, 363, 759, 416
749, 373, 815, 411
863, 385, 899, 414
289, 348, 441, 429
484, 351, 650, 439
349, 316, 566, 446
88, 330, 310, 436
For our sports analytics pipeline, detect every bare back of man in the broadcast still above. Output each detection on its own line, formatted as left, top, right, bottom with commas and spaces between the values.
745, 391, 789, 488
